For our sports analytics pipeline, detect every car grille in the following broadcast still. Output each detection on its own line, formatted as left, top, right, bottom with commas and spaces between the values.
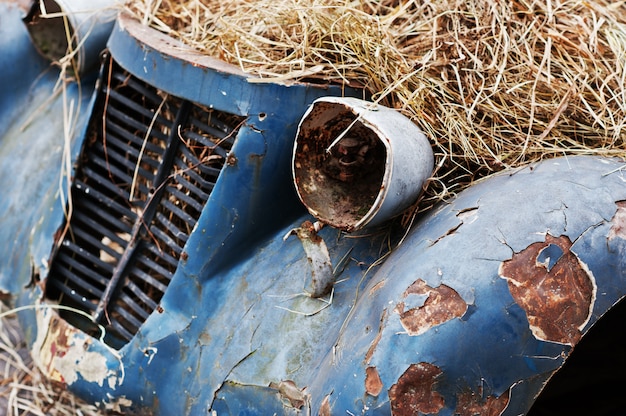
45, 56, 244, 348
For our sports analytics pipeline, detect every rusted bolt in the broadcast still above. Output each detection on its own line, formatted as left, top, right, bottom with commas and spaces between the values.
226, 153, 237, 166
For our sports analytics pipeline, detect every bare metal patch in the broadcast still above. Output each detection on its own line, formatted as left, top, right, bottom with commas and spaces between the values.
499, 234, 596, 345
365, 309, 386, 364
365, 366, 383, 397
31, 304, 121, 390
284, 220, 334, 297
455, 387, 511, 416
394, 279, 467, 336
269, 380, 308, 409
388, 362, 445, 415
609, 201, 626, 240
319, 394, 332, 416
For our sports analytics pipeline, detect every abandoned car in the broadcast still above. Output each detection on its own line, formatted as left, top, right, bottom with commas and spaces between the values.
2, 0, 626, 414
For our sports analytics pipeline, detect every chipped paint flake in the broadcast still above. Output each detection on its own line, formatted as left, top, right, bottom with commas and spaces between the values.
365, 309, 386, 364
319, 393, 332, 416
499, 234, 596, 345
609, 200, 626, 240
31, 304, 121, 389
269, 379, 308, 409
388, 362, 445, 415
103, 394, 134, 413
365, 366, 383, 397
394, 279, 467, 336
284, 220, 334, 297
455, 386, 511, 416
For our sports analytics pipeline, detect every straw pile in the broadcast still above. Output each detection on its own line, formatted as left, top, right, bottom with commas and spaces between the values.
124, 0, 626, 207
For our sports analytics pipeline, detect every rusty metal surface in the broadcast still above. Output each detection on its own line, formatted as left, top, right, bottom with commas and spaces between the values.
292, 97, 434, 231
500, 234, 595, 345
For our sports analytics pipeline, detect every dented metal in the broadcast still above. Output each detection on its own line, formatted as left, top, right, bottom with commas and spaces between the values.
4, 3, 626, 415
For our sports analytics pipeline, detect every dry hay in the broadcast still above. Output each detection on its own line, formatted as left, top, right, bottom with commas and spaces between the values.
124, 0, 626, 208
0, 303, 105, 416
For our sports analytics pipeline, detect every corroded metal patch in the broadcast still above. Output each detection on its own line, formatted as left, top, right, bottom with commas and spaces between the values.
455, 386, 511, 416
31, 303, 121, 390
394, 279, 467, 336
388, 362, 445, 415
365, 366, 383, 397
499, 234, 596, 345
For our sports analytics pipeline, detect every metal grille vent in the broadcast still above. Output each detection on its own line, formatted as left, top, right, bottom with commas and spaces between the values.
45, 58, 244, 348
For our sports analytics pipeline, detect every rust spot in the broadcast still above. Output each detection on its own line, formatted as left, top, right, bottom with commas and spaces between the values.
319, 394, 332, 416
455, 387, 511, 416
292, 101, 386, 231
365, 366, 383, 397
180, 251, 188, 261
269, 380, 308, 409
609, 201, 626, 240
394, 279, 467, 336
226, 153, 237, 166
368, 279, 386, 296
388, 362, 445, 415
156, 305, 164, 313
32, 305, 118, 389
499, 234, 595, 345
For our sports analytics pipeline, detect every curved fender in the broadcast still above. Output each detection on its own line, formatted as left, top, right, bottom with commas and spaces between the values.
307, 156, 626, 415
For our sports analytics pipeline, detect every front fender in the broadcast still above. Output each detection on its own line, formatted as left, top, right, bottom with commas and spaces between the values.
305, 156, 626, 415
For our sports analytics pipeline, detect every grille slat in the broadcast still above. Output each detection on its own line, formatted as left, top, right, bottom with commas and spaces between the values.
78, 199, 133, 235
143, 243, 179, 269
105, 119, 167, 155
165, 186, 205, 213
51, 257, 102, 299
108, 319, 135, 344
158, 198, 197, 227
127, 266, 169, 293
74, 181, 137, 219
125, 280, 159, 311
118, 292, 151, 321
171, 173, 211, 201
110, 302, 144, 330
92, 141, 159, 178
45, 57, 244, 347
47, 277, 99, 311
104, 88, 175, 130
88, 153, 151, 193
148, 224, 185, 255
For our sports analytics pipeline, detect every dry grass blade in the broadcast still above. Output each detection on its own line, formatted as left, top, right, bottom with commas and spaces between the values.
123, 0, 626, 210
